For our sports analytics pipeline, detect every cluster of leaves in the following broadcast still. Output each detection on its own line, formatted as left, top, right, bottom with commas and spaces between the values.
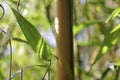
94, 6, 120, 66
0, 0, 55, 80
1, 0, 120, 80
73, 0, 120, 80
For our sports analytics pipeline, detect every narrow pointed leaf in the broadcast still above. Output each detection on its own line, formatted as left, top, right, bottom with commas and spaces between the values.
73, 19, 102, 35
12, 37, 29, 44
11, 8, 51, 61
93, 24, 120, 65
105, 7, 120, 23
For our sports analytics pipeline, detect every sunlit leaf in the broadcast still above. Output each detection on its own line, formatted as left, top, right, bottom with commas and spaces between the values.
73, 19, 102, 35
115, 61, 120, 66
77, 41, 91, 46
93, 24, 120, 65
105, 7, 120, 23
11, 8, 52, 61
77, 36, 100, 46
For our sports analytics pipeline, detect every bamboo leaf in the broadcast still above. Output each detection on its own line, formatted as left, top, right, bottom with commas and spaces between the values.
12, 37, 29, 44
73, 19, 102, 35
115, 61, 120, 66
93, 24, 120, 65
11, 8, 52, 61
105, 7, 120, 23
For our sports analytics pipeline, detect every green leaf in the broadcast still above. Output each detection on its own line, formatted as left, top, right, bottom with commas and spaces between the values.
115, 61, 120, 66
93, 24, 120, 65
105, 7, 120, 23
12, 37, 29, 44
73, 19, 102, 35
11, 8, 51, 61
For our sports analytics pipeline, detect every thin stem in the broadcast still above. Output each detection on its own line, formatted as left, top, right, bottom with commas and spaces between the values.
0, 28, 12, 80
48, 68, 50, 80
42, 60, 51, 80
0, 4, 5, 20
17, 0, 20, 11
77, 45, 82, 80
115, 67, 120, 80
9, 39, 12, 80
20, 68, 23, 80
99, 67, 110, 80
7, 64, 47, 79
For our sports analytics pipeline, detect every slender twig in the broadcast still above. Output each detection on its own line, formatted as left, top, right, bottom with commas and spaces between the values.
7, 64, 47, 79
77, 45, 82, 80
0, 4, 5, 20
42, 60, 52, 80
0, 29, 12, 80
23, 64, 47, 69
99, 67, 110, 80
17, 0, 21, 11
9, 39, 12, 80
0, 28, 6, 34
7, 70, 21, 80
115, 67, 120, 80
48, 68, 50, 80
20, 68, 23, 80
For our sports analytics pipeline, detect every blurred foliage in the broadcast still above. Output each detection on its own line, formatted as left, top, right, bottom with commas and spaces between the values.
0, 0, 120, 80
